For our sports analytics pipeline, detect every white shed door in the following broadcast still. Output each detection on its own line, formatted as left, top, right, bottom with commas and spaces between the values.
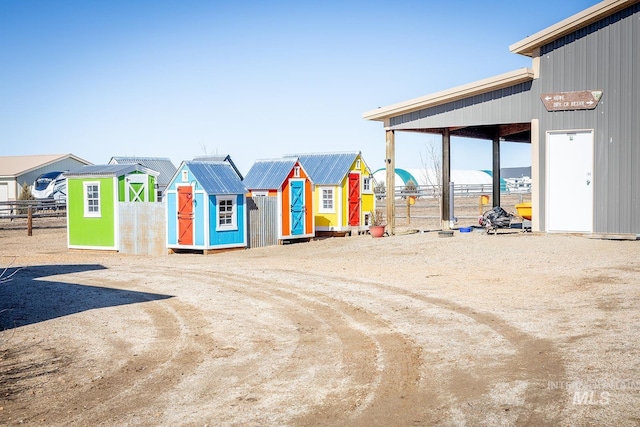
547, 131, 593, 232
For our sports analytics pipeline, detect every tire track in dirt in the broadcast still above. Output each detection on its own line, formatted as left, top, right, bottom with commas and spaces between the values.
162, 269, 429, 426
268, 269, 567, 425
216, 274, 429, 426
20, 259, 566, 426
26, 280, 219, 426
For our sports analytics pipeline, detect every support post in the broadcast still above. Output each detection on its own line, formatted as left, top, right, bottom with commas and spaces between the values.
385, 129, 395, 235
449, 181, 455, 228
441, 128, 451, 230
492, 135, 501, 207
27, 206, 33, 236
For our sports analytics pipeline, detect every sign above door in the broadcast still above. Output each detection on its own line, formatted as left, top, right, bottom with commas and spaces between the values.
540, 90, 603, 111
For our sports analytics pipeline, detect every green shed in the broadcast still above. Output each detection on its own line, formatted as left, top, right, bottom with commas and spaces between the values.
65, 164, 160, 250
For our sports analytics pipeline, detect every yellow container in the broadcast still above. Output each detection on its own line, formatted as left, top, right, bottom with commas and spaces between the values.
515, 202, 532, 220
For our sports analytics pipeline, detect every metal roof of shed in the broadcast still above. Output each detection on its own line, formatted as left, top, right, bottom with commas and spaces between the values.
109, 157, 176, 186
291, 152, 361, 185
243, 158, 299, 190
65, 164, 159, 178
184, 161, 247, 194
192, 154, 244, 180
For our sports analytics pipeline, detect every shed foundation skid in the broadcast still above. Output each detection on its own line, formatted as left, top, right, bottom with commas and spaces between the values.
168, 246, 246, 255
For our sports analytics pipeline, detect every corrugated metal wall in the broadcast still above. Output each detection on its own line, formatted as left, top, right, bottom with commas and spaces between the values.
247, 196, 278, 248
17, 158, 89, 193
118, 202, 166, 255
390, 81, 534, 129
534, 3, 640, 234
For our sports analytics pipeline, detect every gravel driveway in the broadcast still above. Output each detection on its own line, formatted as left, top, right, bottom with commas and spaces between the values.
1, 222, 639, 426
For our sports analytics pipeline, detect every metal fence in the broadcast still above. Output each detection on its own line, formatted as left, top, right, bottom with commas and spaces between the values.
375, 183, 509, 199
376, 185, 531, 227
247, 196, 279, 248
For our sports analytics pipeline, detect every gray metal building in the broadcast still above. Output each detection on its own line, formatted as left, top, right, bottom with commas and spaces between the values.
0, 154, 92, 203
364, 0, 639, 237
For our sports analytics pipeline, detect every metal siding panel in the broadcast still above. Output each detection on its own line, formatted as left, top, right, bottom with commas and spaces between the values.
537, 3, 640, 233
119, 202, 166, 255
247, 196, 278, 248
633, 8, 640, 233
17, 158, 89, 192
390, 81, 533, 129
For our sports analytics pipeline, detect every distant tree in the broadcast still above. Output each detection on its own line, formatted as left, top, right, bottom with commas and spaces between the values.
17, 182, 34, 214
18, 182, 34, 201
420, 141, 442, 222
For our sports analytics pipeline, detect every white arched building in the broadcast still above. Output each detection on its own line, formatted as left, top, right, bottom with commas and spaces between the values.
372, 168, 504, 194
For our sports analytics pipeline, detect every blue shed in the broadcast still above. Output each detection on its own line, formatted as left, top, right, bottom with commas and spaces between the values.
165, 161, 247, 253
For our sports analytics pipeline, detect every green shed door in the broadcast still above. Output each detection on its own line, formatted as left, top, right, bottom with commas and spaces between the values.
126, 174, 148, 202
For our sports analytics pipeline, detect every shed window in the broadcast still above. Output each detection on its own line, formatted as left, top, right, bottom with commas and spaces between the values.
363, 177, 371, 192
294, 166, 301, 178
217, 196, 237, 231
319, 187, 334, 213
84, 182, 101, 218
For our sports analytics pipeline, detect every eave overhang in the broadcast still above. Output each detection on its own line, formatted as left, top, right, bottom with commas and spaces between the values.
362, 68, 534, 122
509, 0, 637, 57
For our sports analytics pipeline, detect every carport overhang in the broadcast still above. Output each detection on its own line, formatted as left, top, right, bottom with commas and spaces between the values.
363, 68, 535, 234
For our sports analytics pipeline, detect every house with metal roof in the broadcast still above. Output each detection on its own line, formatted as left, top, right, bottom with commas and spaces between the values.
65, 164, 161, 251
243, 157, 315, 246
0, 154, 91, 203
165, 160, 247, 253
108, 156, 177, 201
364, 0, 640, 237
292, 152, 375, 235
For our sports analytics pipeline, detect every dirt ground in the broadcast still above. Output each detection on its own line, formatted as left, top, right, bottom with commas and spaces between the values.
1, 213, 639, 426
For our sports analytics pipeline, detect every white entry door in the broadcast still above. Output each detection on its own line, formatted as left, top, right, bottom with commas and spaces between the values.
547, 131, 593, 232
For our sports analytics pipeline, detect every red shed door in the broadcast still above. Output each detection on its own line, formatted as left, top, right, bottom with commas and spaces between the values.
178, 186, 194, 245
348, 173, 360, 226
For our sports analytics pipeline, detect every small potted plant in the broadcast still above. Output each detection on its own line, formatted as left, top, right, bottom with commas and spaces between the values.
369, 209, 386, 238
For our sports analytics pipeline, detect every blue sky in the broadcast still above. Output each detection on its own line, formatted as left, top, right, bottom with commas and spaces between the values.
0, 0, 597, 175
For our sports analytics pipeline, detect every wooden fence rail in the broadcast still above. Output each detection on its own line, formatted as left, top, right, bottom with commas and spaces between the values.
0, 200, 66, 219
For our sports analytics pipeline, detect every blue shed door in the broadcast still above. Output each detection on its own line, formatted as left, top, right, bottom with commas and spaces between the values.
290, 181, 304, 235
